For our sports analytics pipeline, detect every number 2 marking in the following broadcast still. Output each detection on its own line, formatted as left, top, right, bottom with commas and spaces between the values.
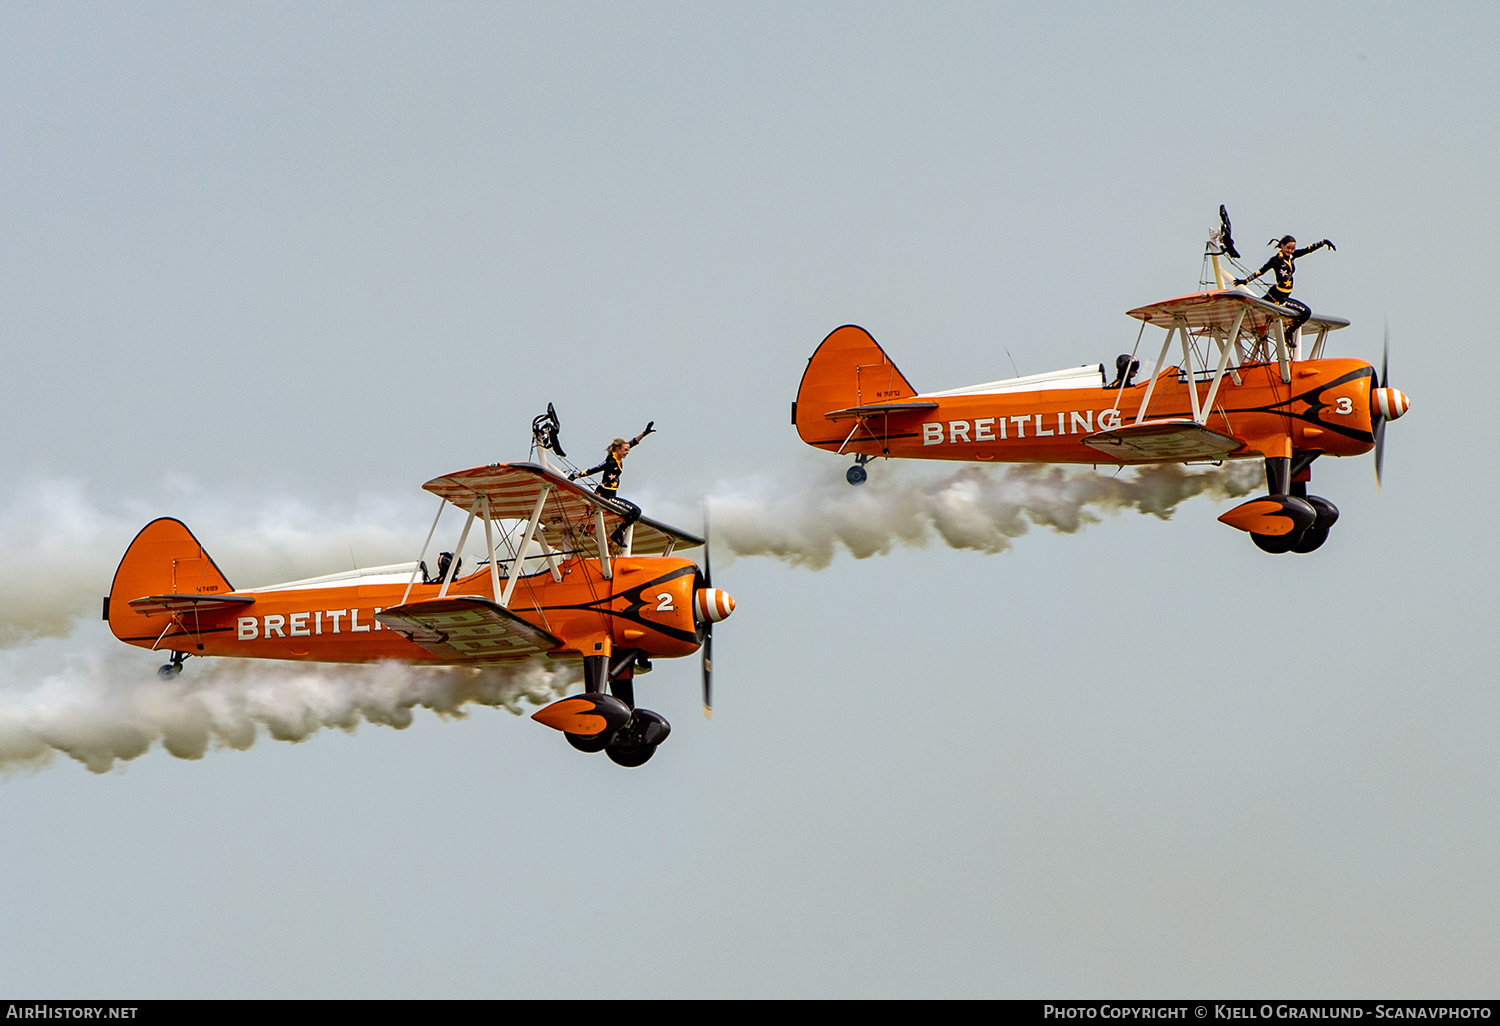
655, 593, 674, 612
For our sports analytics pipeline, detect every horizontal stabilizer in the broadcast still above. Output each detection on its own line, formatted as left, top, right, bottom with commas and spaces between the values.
1083, 419, 1244, 461
823, 401, 939, 421
376, 596, 562, 660
127, 594, 255, 616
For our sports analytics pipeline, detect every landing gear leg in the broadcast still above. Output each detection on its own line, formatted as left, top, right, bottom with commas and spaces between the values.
846, 453, 872, 486
157, 651, 188, 681
562, 651, 672, 765
1250, 455, 1317, 554
1288, 455, 1338, 553
565, 654, 617, 752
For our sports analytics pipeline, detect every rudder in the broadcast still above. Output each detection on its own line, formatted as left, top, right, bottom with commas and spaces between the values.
793, 325, 918, 447
106, 519, 235, 641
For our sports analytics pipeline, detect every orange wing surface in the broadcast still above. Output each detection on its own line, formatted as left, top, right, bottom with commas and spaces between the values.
376, 596, 562, 660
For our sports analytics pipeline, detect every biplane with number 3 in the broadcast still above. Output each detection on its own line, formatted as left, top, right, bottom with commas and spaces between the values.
793, 208, 1411, 553
105, 411, 735, 767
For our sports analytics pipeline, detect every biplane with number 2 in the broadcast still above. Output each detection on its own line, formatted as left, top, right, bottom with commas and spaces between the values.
104, 411, 735, 767
793, 208, 1411, 553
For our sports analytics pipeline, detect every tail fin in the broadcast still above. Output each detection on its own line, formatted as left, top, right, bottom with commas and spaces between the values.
793, 325, 918, 447
106, 518, 235, 642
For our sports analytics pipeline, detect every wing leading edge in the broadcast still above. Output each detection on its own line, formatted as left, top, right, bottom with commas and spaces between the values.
422, 462, 703, 555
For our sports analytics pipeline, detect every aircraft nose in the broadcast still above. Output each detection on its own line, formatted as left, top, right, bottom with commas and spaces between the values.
1374, 387, 1410, 421
693, 588, 735, 624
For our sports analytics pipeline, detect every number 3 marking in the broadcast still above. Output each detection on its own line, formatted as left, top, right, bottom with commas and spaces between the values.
1334, 397, 1354, 415
655, 593, 675, 612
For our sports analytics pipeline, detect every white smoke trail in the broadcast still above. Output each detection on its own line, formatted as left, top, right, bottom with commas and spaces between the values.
0, 477, 426, 648
696, 461, 1266, 569
0, 631, 575, 774
0, 461, 1261, 772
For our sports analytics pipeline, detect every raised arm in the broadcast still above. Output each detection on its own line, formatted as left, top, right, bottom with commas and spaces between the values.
1295, 239, 1335, 258
1235, 256, 1280, 287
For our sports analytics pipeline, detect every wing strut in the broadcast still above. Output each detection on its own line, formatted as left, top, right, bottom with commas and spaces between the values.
535, 531, 564, 582
482, 496, 503, 605
1179, 318, 1202, 423
501, 486, 550, 607
438, 507, 477, 598
1134, 321, 1181, 425
1199, 306, 1247, 424
401, 495, 447, 606
1271, 317, 1292, 382
593, 509, 613, 579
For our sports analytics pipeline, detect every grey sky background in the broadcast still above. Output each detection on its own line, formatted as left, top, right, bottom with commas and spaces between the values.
1, 1, 1496, 997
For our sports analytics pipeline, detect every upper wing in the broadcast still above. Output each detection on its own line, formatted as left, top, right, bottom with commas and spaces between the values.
375, 596, 562, 660
422, 462, 703, 556
1127, 290, 1349, 336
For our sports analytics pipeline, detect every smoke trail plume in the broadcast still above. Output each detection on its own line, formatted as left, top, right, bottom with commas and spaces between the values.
0, 478, 424, 649
703, 461, 1265, 569
0, 462, 1259, 772
0, 636, 574, 774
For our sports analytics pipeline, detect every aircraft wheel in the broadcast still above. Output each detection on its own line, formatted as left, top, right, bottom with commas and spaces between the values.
565, 730, 613, 754
157, 663, 182, 681
605, 742, 656, 767
1251, 530, 1302, 554
1291, 496, 1339, 554
1291, 527, 1330, 553
846, 465, 867, 485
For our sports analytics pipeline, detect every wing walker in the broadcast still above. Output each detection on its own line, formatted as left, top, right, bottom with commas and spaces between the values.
793, 207, 1411, 553
104, 408, 735, 767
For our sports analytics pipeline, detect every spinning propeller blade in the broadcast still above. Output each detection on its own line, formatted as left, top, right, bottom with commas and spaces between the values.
1374, 326, 1389, 487
1367, 322, 1410, 488
702, 508, 713, 719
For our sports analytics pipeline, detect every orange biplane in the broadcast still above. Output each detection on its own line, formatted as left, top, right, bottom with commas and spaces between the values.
104, 417, 734, 767
793, 211, 1411, 553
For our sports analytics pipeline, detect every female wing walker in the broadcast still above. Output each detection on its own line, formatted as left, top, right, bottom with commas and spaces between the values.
104, 460, 735, 768
792, 222, 1410, 554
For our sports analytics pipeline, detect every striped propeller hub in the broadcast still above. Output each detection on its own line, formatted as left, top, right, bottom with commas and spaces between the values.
1373, 387, 1410, 420
693, 589, 735, 624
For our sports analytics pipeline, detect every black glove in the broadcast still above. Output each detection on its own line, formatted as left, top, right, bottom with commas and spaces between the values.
641, 421, 656, 436
567, 471, 580, 481
1233, 277, 1247, 286
1322, 239, 1336, 251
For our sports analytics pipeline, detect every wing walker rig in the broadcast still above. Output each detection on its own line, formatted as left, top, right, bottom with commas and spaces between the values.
793, 207, 1411, 553
104, 406, 735, 768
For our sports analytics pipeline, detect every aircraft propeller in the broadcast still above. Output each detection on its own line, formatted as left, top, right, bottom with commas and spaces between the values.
693, 508, 735, 720
1370, 323, 1411, 488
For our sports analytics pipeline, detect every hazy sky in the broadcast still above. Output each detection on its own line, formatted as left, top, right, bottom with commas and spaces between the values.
1, 2, 1496, 997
